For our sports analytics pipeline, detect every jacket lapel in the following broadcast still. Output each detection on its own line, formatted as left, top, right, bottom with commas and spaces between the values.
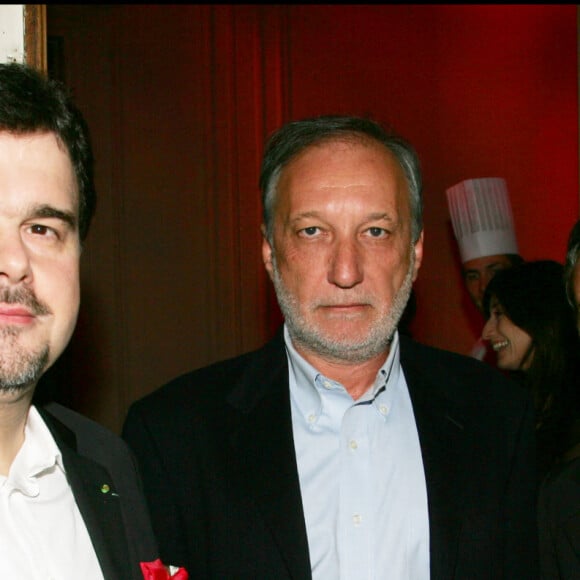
227, 333, 312, 580
41, 410, 134, 580
400, 338, 474, 579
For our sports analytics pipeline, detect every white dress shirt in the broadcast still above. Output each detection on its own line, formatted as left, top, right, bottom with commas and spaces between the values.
286, 326, 430, 580
0, 405, 104, 580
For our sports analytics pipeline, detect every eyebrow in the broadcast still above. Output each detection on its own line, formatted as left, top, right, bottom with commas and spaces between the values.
365, 212, 395, 223
290, 211, 395, 223
462, 268, 480, 277
31, 204, 78, 230
464, 262, 504, 274
484, 262, 505, 269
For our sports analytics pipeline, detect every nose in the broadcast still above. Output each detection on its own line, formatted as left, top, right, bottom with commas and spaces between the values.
327, 237, 363, 289
471, 274, 491, 307
482, 316, 495, 341
0, 230, 32, 284
480, 271, 494, 295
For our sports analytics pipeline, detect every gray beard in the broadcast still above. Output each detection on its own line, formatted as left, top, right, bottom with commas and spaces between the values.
271, 247, 415, 364
0, 286, 51, 394
0, 326, 49, 394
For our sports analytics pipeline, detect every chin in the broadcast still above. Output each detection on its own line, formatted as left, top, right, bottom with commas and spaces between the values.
323, 321, 372, 341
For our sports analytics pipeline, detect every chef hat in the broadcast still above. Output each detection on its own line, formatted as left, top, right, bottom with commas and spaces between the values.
446, 177, 519, 263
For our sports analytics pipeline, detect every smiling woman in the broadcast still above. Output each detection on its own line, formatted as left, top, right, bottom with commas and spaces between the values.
482, 260, 580, 482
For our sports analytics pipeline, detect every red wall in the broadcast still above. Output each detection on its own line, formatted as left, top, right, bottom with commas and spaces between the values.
284, 4, 578, 355
45, 5, 578, 429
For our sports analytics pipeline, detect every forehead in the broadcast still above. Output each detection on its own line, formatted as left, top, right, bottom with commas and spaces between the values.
277, 138, 408, 206
463, 254, 512, 273
0, 131, 78, 210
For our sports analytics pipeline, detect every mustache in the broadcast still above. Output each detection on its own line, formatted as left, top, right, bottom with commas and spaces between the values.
0, 287, 51, 316
313, 297, 374, 307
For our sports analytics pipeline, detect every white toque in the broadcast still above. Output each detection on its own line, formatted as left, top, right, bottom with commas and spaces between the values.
446, 177, 519, 263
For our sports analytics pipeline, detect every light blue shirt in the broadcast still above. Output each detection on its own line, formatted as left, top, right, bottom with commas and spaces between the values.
285, 326, 430, 580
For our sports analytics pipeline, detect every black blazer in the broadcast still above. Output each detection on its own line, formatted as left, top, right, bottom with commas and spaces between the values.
538, 456, 580, 579
123, 332, 539, 579
40, 403, 158, 580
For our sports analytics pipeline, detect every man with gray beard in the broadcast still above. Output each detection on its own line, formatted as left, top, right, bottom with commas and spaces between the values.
124, 115, 539, 579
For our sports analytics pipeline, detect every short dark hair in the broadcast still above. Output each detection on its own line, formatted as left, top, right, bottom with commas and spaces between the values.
564, 219, 580, 309
259, 115, 423, 244
0, 62, 96, 240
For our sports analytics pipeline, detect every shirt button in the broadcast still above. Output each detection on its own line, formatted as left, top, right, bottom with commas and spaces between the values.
349, 439, 358, 450
379, 404, 388, 415
352, 514, 362, 526
307, 414, 317, 423
323, 380, 332, 389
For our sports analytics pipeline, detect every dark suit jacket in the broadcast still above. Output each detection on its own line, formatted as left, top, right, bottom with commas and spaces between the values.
39, 403, 158, 580
538, 456, 580, 579
123, 332, 539, 579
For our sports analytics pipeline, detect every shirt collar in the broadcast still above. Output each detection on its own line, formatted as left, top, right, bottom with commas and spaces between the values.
284, 324, 402, 421
5, 405, 64, 497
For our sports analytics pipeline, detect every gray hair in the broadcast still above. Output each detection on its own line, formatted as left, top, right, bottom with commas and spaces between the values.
260, 115, 423, 244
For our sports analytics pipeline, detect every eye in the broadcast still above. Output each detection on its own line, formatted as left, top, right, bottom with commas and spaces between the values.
366, 227, 387, 238
29, 224, 57, 237
492, 307, 503, 319
24, 222, 63, 243
299, 226, 320, 237
490, 264, 508, 274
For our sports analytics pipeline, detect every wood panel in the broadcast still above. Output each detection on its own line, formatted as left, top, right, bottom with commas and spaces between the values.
45, 5, 285, 432
24, 5, 46, 70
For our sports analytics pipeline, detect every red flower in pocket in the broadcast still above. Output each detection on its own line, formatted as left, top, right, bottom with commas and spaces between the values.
140, 558, 188, 580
